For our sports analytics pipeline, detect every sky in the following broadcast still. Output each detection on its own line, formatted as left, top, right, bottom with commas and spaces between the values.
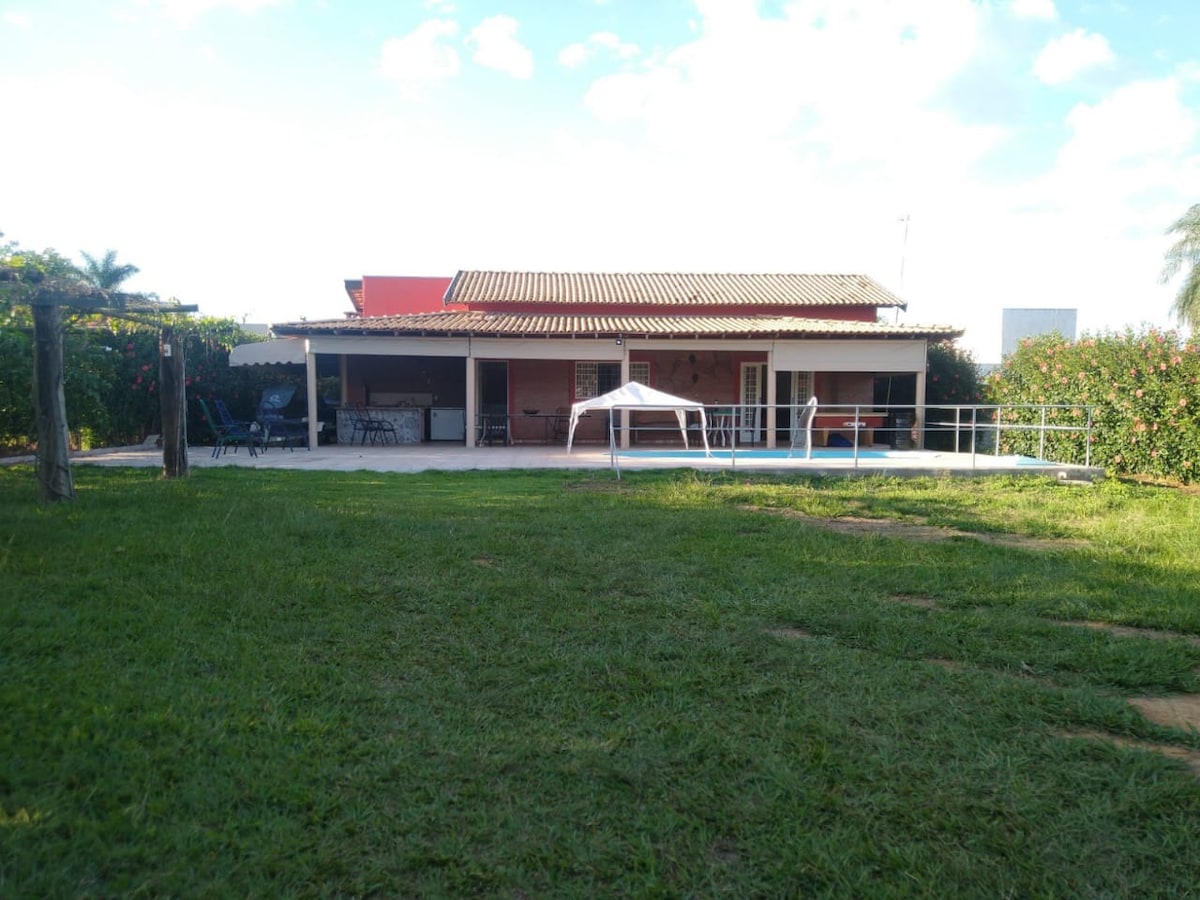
2, 0, 1198, 362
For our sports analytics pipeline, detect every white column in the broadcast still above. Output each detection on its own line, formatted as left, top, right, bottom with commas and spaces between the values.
465, 352, 477, 448
620, 349, 631, 449
914, 342, 928, 450
765, 349, 777, 449
305, 342, 318, 448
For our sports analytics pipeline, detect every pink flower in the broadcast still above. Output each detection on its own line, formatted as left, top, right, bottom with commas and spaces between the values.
141, 364, 150, 372
1135, 389, 1144, 398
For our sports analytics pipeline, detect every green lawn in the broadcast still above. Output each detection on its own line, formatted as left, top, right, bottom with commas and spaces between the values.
2, 466, 1200, 896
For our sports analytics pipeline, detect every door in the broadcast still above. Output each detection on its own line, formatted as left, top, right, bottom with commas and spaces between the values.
476, 361, 509, 444
739, 362, 767, 444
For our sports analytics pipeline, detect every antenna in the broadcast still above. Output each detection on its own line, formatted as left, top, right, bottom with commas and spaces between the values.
896, 214, 910, 325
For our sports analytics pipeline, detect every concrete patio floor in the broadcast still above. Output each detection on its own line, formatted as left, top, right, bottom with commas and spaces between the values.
18, 442, 1106, 480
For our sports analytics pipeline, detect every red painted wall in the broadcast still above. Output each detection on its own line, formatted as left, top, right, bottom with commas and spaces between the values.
361, 276, 456, 316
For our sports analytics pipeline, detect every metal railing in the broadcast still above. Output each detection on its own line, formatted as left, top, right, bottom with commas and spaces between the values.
614, 402, 1096, 469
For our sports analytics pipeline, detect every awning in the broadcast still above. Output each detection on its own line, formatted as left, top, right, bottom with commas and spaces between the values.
229, 339, 307, 366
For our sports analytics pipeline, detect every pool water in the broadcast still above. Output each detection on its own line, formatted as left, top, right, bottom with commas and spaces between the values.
618, 448, 1053, 464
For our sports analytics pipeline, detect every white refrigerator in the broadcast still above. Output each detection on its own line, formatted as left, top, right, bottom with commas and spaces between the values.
429, 408, 466, 441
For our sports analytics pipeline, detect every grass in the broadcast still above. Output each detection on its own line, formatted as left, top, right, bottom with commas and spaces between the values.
2, 465, 1200, 896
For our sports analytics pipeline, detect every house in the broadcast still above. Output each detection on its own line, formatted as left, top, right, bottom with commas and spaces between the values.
343, 276, 455, 318
272, 271, 963, 449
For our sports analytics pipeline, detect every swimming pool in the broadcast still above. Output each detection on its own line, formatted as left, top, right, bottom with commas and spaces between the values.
621, 448, 915, 461
617, 448, 1054, 465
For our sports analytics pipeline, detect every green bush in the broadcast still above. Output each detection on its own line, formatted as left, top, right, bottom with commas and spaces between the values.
984, 329, 1200, 483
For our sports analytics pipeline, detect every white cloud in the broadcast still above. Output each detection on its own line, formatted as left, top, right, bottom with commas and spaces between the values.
153, 0, 285, 26
557, 31, 640, 69
380, 19, 461, 99
3, 10, 32, 27
467, 15, 533, 80
1009, 0, 1057, 20
1034, 28, 1115, 84
1059, 79, 1197, 170
424, 0, 455, 11
584, 0, 986, 159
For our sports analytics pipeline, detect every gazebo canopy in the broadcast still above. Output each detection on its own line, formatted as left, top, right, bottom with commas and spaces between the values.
567, 382, 710, 455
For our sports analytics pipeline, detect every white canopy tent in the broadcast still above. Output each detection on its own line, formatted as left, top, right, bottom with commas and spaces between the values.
567, 383, 710, 466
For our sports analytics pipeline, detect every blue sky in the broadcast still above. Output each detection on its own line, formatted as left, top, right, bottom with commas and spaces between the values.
3, 0, 1198, 361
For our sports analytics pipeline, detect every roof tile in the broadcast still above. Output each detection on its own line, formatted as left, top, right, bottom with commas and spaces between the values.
444, 272, 906, 308
275, 311, 961, 340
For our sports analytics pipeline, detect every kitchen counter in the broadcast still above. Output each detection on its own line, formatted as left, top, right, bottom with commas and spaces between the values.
336, 406, 423, 444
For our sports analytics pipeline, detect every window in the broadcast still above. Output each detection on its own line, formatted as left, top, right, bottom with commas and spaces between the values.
575, 361, 651, 399
794, 371, 814, 403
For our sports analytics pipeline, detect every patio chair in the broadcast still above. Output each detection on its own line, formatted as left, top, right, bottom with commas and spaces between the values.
256, 385, 307, 451
197, 397, 260, 458
349, 403, 397, 446
550, 407, 570, 444
789, 395, 819, 459
478, 412, 510, 446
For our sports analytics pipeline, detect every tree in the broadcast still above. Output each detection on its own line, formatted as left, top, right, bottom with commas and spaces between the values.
2, 238, 194, 501
80, 249, 140, 291
1161, 203, 1200, 333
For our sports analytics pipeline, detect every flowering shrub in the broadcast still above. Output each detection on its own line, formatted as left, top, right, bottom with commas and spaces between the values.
983, 329, 1200, 483
0, 316, 279, 451
927, 342, 984, 406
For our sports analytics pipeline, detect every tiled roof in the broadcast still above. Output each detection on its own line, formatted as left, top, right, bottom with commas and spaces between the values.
444, 272, 907, 309
275, 311, 961, 340
343, 279, 364, 315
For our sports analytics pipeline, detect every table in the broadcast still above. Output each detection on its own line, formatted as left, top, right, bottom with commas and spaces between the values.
262, 417, 308, 450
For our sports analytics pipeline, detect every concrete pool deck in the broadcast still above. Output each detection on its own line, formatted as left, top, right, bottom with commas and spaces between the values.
9, 442, 1106, 480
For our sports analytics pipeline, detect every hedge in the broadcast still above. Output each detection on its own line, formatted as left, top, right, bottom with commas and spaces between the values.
983, 329, 1200, 483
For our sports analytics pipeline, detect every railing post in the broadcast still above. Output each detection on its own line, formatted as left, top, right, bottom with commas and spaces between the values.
853, 404, 860, 467
1039, 406, 1047, 462
1085, 406, 1093, 467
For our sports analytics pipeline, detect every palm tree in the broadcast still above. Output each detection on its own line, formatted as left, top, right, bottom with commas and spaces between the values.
1161, 203, 1200, 332
79, 249, 139, 291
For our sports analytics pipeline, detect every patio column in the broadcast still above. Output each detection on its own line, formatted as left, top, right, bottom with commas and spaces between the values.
620, 350, 630, 449
305, 341, 318, 449
465, 352, 477, 448
914, 345, 928, 450
765, 349, 777, 449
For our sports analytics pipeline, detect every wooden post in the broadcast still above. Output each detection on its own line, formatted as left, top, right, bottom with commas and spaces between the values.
31, 301, 75, 502
159, 325, 189, 479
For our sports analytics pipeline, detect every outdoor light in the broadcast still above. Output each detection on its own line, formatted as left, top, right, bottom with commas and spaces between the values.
615, 336, 623, 346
